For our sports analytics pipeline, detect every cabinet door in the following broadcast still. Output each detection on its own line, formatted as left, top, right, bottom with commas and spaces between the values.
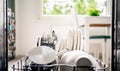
113, 0, 120, 71
116, 2, 120, 70
0, 0, 7, 71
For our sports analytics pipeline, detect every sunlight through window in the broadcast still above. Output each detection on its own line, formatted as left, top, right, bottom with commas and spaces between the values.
43, 0, 107, 16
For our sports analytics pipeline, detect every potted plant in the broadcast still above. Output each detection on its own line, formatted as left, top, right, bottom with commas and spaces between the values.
88, 8, 100, 16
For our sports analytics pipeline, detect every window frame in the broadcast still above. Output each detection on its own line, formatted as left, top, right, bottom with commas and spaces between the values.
34, 0, 111, 21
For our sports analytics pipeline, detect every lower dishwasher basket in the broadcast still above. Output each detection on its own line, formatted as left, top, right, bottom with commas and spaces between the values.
10, 56, 108, 71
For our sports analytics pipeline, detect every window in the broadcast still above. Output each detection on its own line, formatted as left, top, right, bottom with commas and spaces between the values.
43, 0, 107, 16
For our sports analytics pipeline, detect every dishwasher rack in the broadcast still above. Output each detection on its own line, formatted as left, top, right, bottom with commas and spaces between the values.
10, 56, 108, 71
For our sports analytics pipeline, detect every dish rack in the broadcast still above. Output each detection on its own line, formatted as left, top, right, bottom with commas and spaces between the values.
10, 56, 108, 71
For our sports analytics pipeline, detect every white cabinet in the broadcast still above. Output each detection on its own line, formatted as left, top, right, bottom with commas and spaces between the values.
79, 16, 111, 53
80, 16, 111, 66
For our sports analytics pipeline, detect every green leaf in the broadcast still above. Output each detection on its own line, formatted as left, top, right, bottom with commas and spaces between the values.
88, 8, 100, 16
43, 0, 47, 3
43, 7, 46, 14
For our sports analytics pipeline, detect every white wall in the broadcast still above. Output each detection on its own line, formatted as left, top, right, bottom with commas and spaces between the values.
15, 0, 112, 56
15, 0, 77, 55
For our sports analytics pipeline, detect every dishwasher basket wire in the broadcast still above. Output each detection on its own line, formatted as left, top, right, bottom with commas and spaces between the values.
10, 56, 108, 71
